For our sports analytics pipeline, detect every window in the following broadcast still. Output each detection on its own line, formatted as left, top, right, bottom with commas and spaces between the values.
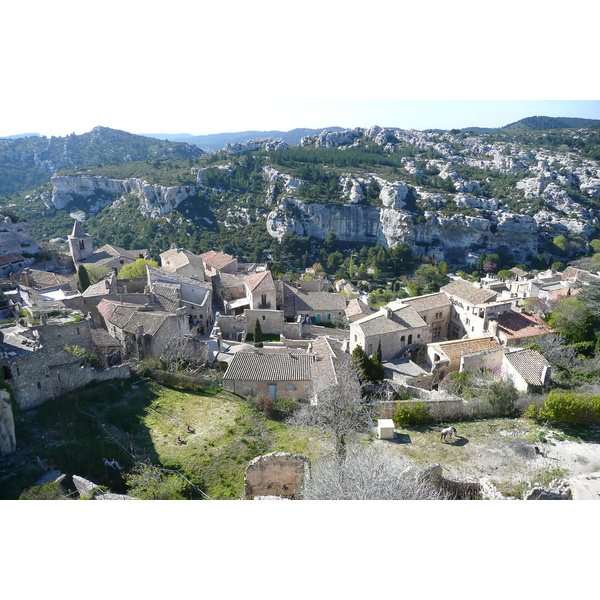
435, 312, 443, 319
327, 314, 331, 321
79, 240, 85, 250
285, 384, 297, 391
262, 315, 265, 321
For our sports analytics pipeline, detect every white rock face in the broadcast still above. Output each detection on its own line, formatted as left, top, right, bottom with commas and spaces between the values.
0, 216, 40, 255
225, 139, 289, 154
581, 178, 600, 197
49, 175, 198, 219
266, 198, 538, 262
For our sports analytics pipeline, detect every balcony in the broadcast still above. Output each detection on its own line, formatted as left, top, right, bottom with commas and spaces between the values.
257, 302, 271, 309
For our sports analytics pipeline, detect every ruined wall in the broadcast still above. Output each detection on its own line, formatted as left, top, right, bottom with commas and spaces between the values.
224, 378, 311, 401
244, 452, 309, 499
1, 319, 130, 410
0, 390, 16, 455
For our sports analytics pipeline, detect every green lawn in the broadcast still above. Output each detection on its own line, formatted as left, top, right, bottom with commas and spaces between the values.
1, 377, 327, 500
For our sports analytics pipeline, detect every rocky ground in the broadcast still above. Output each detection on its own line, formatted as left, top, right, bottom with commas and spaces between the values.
377, 418, 600, 498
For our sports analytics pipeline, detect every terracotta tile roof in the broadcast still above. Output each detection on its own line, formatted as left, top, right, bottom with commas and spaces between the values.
433, 337, 502, 361
244, 270, 274, 292
497, 311, 554, 340
442, 279, 498, 305
504, 348, 550, 385
200, 250, 237, 270
223, 352, 314, 382
355, 302, 426, 337
0, 253, 25, 267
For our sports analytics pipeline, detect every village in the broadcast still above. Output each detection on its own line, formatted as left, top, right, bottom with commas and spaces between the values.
3, 215, 600, 498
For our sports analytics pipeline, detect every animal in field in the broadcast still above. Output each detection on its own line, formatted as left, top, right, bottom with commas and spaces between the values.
440, 426, 457, 442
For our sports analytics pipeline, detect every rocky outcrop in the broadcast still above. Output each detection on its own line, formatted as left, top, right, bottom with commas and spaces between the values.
0, 216, 40, 256
49, 175, 199, 219
225, 139, 289, 154
267, 198, 538, 263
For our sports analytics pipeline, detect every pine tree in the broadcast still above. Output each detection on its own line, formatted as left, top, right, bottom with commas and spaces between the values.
77, 264, 91, 292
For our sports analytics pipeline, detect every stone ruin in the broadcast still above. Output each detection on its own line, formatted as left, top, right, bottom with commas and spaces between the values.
244, 452, 309, 500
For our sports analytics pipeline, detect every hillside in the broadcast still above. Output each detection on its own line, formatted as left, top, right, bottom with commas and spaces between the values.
141, 127, 344, 152
1, 120, 599, 272
0, 126, 203, 196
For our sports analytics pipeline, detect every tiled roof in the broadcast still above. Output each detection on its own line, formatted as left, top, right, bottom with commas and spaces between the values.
98, 299, 172, 336
433, 337, 502, 361
223, 352, 314, 382
285, 288, 346, 313
200, 250, 236, 270
401, 292, 452, 312
82, 273, 117, 297
345, 298, 373, 322
442, 279, 498, 305
244, 270, 274, 292
147, 266, 210, 289
20, 268, 73, 289
159, 248, 203, 272
152, 281, 181, 312
355, 302, 426, 337
497, 311, 554, 340
311, 356, 338, 395
82, 245, 148, 268
504, 348, 550, 385
0, 253, 25, 267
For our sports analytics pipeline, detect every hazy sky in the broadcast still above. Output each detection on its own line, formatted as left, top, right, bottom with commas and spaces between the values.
1, 1, 598, 137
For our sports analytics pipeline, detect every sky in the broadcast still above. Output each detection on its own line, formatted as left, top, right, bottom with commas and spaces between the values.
1, 2, 599, 137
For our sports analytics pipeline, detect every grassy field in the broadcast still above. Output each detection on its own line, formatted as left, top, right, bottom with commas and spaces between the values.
1, 377, 328, 500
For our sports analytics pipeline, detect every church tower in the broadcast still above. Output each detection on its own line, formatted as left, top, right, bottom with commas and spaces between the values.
67, 218, 94, 263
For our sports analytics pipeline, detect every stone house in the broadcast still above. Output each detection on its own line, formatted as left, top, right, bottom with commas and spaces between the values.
344, 297, 374, 323
426, 336, 504, 386
223, 352, 314, 401
281, 282, 347, 325
200, 250, 238, 281
400, 292, 453, 342
146, 266, 213, 333
159, 246, 205, 279
350, 300, 429, 362
441, 278, 513, 339
502, 348, 551, 392
97, 299, 194, 360
0, 318, 130, 410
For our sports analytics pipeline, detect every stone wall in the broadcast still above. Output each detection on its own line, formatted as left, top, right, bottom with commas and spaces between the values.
0, 390, 16, 455
223, 378, 311, 402
244, 452, 309, 499
1, 319, 130, 410
245, 309, 284, 336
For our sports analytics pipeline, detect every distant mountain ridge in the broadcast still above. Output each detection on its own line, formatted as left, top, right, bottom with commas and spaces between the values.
141, 127, 345, 151
459, 115, 600, 134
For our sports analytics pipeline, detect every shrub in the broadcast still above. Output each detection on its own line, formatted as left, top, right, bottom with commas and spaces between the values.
393, 401, 432, 426
254, 396, 275, 418
536, 390, 600, 425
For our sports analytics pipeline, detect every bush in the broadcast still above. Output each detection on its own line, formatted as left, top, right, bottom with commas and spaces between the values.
536, 390, 600, 425
393, 401, 432, 426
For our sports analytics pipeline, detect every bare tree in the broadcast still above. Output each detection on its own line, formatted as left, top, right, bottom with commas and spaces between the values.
299, 444, 447, 500
288, 357, 373, 462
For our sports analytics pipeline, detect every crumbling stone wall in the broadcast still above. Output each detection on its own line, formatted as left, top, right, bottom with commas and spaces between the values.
1, 319, 130, 410
244, 452, 309, 500
0, 390, 16, 455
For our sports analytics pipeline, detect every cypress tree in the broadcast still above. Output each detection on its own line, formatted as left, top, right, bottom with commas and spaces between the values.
77, 264, 91, 292
254, 319, 264, 348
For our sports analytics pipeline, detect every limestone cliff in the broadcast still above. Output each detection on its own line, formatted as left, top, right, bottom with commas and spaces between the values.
49, 175, 198, 219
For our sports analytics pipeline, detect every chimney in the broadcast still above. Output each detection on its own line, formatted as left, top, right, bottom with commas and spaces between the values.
385, 306, 393, 319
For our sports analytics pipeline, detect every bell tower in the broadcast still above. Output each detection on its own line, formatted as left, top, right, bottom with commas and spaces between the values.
67, 218, 94, 263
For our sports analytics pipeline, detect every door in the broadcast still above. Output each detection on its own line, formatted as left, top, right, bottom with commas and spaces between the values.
269, 384, 277, 399
315, 313, 321, 324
